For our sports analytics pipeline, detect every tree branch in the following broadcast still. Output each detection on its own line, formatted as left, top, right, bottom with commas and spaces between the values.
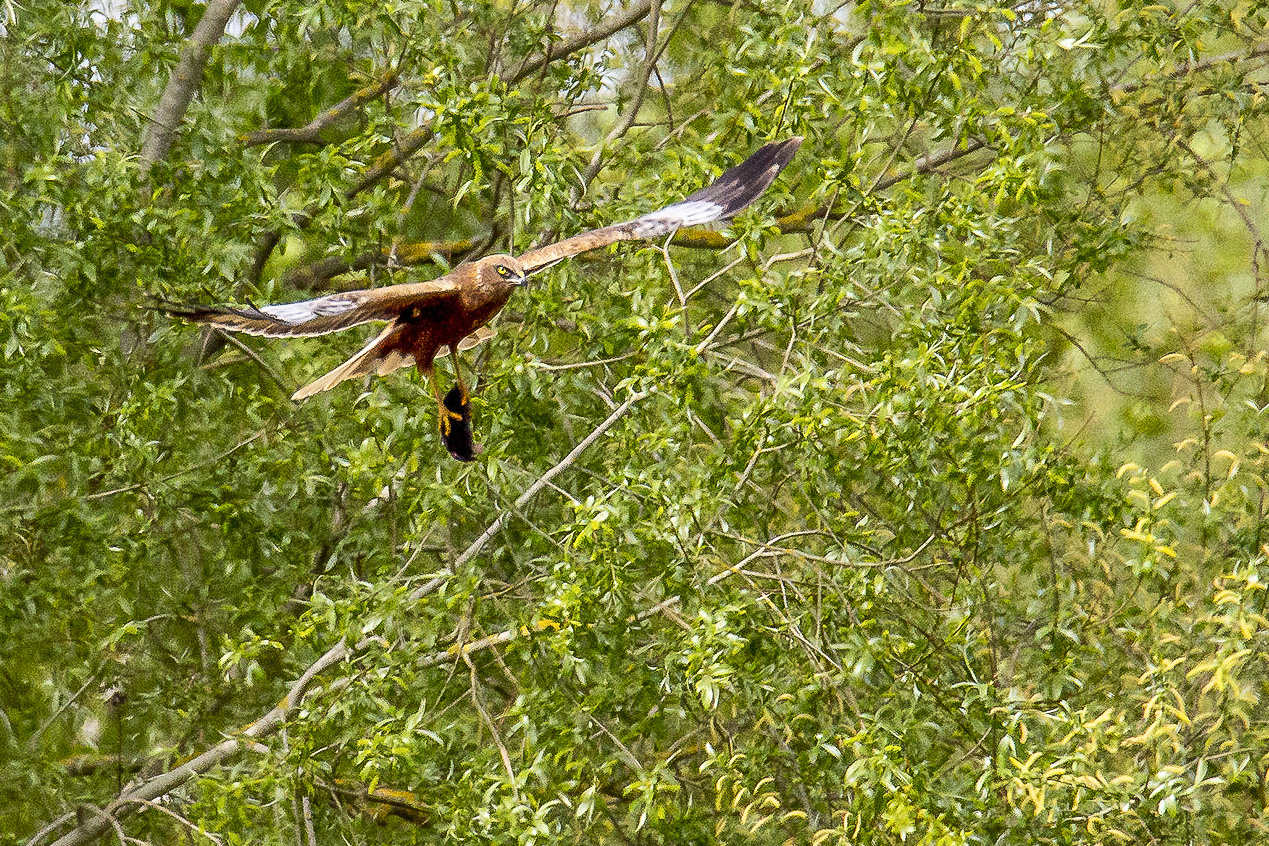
239, 71, 401, 147
1115, 44, 1269, 97
347, 123, 438, 200
871, 138, 989, 193
321, 779, 430, 824
508, 1, 654, 85
284, 238, 479, 290
34, 391, 649, 846
139, 0, 243, 172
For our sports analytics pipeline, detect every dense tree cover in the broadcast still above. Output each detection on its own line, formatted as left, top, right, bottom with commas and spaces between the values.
3, 0, 1269, 844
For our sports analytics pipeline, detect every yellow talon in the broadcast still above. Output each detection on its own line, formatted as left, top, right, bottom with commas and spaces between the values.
438, 409, 462, 436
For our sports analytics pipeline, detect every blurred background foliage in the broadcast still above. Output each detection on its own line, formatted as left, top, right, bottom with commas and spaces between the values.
3, 0, 1269, 843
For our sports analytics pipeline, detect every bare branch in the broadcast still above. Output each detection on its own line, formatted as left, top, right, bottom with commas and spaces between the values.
140, 0, 243, 172
27, 672, 99, 752
1115, 44, 1269, 97
347, 123, 437, 200
239, 71, 401, 147
80, 429, 270, 503
418, 620, 560, 668
284, 239, 479, 291
208, 331, 292, 394
871, 138, 989, 193
40, 642, 352, 846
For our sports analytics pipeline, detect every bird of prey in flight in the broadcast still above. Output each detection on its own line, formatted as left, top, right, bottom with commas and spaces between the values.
169, 137, 802, 460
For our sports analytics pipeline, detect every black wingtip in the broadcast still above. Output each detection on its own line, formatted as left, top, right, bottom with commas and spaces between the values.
680, 136, 802, 218
153, 300, 217, 323
158, 299, 282, 327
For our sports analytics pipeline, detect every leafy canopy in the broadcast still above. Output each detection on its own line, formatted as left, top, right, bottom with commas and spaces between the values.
3, 1, 1269, 844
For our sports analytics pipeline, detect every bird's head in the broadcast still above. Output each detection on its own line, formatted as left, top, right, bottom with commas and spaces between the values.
477, 254, 527, 296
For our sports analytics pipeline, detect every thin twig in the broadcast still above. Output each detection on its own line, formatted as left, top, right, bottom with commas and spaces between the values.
26, 671, 99, 751
209, 332, 292, 394
114, 798, 225, 846
82, 429, 270, 503
407, 390, 649, 601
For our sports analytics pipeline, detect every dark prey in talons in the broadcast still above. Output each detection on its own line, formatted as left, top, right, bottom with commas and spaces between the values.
440, 385, 481, 462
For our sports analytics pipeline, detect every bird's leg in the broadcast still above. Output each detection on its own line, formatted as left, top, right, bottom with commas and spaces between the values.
450, 349, 470, 406
425, 359, 464, 438
437, 349, 481, 461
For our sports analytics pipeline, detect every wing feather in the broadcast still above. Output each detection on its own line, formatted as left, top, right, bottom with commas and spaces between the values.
435, 325, 497, 359
293, 323, 494, 400
167, 276, 463, 338
516, 137, 801, 273
291, 322, 415, 399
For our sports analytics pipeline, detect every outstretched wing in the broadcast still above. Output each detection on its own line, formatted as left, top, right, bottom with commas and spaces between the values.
515, 137, 801, 274
166, 277, 463, 338
291, 321, 417, 399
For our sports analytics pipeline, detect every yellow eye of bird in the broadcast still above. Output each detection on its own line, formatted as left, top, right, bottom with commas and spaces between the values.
496, 265, 510, 277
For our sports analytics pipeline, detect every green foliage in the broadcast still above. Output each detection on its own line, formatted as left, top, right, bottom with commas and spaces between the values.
4, 0, 1269, 844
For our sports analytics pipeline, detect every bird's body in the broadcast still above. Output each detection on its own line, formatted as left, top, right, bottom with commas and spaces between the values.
283, 254, 524, 403
168, 138, 802, 458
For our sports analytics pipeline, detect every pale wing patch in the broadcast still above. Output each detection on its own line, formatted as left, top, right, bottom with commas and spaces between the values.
170, 274, 466, 338
170, 293, 380, 339
629, 199, 725, 238
262, 295, 359, 324
374, 348, 416, 377
457, 326, 497, 351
